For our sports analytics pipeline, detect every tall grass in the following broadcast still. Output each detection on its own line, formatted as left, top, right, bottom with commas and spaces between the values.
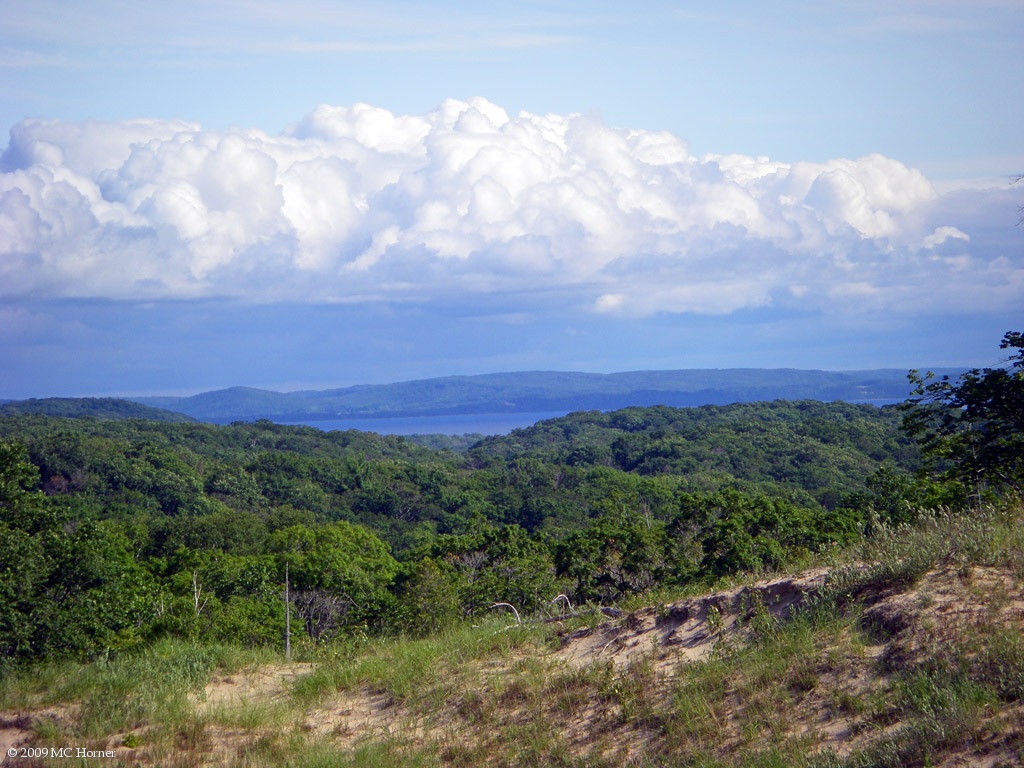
291, 614, 546, 709
0, 637, 281, 757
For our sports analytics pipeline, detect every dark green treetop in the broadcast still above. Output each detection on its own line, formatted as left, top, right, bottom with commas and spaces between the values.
902, 331, 1024, 504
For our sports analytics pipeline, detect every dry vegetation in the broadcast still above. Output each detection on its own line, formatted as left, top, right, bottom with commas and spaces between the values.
2, 506, 1023, 768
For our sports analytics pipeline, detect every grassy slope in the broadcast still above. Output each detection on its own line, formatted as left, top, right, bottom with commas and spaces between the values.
2, 505, 1022, 767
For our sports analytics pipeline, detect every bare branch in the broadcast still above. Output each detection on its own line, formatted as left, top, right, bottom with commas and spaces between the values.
550, 594, 574, 613
489, 602, 522, 625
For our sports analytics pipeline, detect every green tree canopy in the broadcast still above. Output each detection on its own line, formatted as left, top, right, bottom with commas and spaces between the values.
902, 331, 1024, 503
0, 441, 155, 661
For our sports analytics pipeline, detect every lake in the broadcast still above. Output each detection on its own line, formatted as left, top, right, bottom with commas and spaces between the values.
282, 398, 902, 436
284, 411, 570, 436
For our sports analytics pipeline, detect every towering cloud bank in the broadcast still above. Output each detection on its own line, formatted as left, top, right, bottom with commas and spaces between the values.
1, 98, 1019, 316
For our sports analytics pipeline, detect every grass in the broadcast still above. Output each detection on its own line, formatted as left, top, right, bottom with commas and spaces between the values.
2, 503, 1022, 767
0, 640, 284, 766
290, 615, 548, 708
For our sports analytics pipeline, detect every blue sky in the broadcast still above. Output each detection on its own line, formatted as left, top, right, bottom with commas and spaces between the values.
1, 0, 1022, 397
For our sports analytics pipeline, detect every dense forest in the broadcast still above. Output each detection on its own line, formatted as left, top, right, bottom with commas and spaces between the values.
0, 397, 197, 423
0, 335, 1019, 666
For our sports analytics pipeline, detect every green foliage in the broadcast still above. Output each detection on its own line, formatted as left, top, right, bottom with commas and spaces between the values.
270, 521, 398, 639
0, 395, 943, 661
390, 557, 463, 636
0, 441, 155, 662
472, 400, 918, 512
686, 490, 863, 578
417, 522, 560, 617
0, 397, 196, 422
902, 330, 1024, 504
556, 510, 679, 603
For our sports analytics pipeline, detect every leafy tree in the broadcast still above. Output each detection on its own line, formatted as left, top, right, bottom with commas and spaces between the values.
678, 489, 861, 577
840, 464, 923, 527
420, 522, 559, 616
269, 522, 398, 638
155, 549, 284, 645
0, 441, 155, 661
555, 510, 678, 603
203, 462, 265, 509
390, 557, 463, 636
902, 331, 1024, 504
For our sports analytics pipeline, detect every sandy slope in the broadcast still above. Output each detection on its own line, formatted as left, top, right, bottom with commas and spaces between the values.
2, 564, 1022, 766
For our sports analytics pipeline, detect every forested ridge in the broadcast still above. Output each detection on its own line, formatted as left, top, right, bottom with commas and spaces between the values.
0, 398, 933, 663
0, 397, 197, 422
126, 367, 937, 422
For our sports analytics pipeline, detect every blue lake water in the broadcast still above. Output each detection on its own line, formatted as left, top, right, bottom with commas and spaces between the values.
281, 398, 901, 436
284, 411, 570, 436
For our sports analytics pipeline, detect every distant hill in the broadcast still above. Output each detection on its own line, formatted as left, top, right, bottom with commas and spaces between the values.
126, 368, 961, 423
0, 397, 197, 422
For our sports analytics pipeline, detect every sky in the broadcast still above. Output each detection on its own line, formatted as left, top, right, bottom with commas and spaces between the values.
1, 0, 1022, 398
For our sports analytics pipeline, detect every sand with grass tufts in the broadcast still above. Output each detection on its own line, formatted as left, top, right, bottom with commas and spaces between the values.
1, 561, 1022, 766
554, 567, 835, 670
192, 663, 314, 711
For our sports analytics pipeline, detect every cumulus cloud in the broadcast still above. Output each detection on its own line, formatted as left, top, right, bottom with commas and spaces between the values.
1, 98, 1020, 316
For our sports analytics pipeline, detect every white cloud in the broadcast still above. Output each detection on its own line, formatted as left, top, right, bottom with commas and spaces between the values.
1, 98, 1021, 317
922, 225, 970, 248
